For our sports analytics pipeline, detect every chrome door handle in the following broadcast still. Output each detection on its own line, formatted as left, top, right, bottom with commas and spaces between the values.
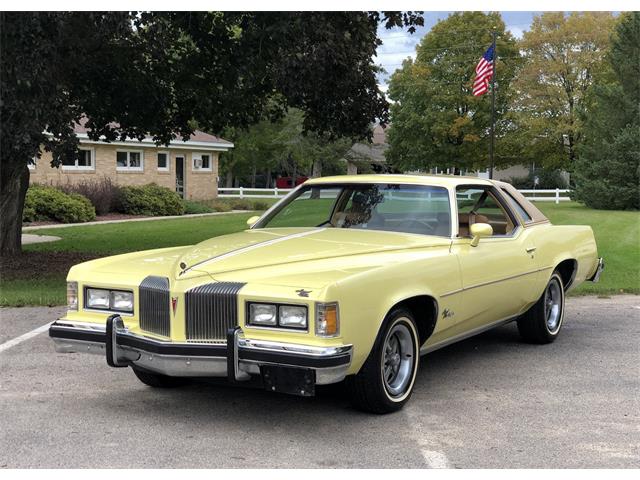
526, 247, 537, 253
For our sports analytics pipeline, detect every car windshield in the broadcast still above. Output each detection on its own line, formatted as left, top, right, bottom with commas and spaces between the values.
255, 183, 452, 237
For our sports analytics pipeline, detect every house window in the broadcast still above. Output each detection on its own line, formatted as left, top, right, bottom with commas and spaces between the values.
157, 152, 169, 171
62, 148, 95, 171
116, 150, 143, 171
192, 153, 212, 172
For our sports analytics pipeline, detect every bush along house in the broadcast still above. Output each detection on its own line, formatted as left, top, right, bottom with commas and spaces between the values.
29, 121, 234, 200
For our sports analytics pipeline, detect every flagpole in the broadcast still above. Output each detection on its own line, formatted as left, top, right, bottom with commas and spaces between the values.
489, 30, 497, 180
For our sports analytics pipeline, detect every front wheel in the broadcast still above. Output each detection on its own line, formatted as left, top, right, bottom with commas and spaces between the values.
517, 272, 565, 344
346, 308, 420, 414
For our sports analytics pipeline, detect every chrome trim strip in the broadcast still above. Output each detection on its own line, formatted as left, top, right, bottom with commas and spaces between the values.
421, 314, 519, 354
440, 266, 553, 297
238, 337, 352, 357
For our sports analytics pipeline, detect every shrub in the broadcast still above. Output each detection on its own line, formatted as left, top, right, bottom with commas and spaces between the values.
23, 185, 96, 223
205, 200, 232, 212
118, 184, 185, 216
183, 200, 213, 214
229, 199, 254, 210
251, 200, 270, 211
58, 176, 121, 215
508, 169, 568, 190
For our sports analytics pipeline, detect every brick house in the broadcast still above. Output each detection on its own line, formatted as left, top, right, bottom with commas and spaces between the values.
29, 122, 234, 200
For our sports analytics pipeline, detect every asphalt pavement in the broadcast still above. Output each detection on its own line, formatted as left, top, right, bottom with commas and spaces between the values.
0, 296, 638, 468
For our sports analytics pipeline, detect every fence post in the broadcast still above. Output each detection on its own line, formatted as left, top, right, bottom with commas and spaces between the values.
240, 187, 244, 199
555, 188, 560, 204
274, 187, 278, 197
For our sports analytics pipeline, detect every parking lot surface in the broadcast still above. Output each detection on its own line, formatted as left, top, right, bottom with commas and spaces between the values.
1, 296, 638, 468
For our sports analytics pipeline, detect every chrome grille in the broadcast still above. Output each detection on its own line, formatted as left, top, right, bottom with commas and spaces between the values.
139, 276, 170, 337
185, 282, 245, 343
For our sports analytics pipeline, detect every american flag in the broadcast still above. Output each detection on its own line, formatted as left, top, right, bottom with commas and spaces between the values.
472, 45, 495, 97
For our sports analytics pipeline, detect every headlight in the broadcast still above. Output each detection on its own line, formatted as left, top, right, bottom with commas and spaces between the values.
85, 288, 133, 313
67, 282, 78, 310
247, 303, 307, 330
316, 302, 339, 337
279, 305, 307, 329
86, 288, 110, 309
111, 291, 134, 312
248, 303, 277, 326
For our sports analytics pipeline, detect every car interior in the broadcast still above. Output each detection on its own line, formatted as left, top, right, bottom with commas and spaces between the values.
456, 187, 516, 237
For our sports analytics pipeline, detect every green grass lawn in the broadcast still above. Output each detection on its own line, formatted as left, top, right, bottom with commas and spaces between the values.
536, 202, 639, 296
0, 202, 637, 306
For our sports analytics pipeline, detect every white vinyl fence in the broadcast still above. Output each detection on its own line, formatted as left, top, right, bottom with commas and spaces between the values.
219, 187, 571, 204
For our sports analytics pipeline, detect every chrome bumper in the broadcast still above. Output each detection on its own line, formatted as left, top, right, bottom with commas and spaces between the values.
588, 257, 605, 282
49, 316, 352, 387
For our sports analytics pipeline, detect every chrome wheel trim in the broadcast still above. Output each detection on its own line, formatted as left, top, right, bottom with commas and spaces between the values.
545, 278, 563, 334
381, 320, 415, 398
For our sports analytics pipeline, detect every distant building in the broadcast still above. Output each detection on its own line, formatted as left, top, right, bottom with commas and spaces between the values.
29, 119, 234, 200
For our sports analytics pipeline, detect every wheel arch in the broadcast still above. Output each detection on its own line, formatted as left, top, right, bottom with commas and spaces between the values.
554, 258, 578, 291
388, 295, 439, 348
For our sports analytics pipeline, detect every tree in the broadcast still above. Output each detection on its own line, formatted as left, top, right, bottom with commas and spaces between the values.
572, 13, 640, 210
385, 12, 521, 173
0, 11, 423, 255
508, 12, 615, 170
220, 109, 352, 187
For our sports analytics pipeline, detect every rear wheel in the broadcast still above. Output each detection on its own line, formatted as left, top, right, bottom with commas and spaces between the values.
131, 366, 188, 388
346, 308, 420, 414
517, 272, 565, 344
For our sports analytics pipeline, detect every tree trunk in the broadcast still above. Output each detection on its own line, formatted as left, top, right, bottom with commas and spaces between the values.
225, 170, 233, 188
0, 160, 29, 256
251, 166, 257, 188
265, 168, 271, 188
312, 159, 322, 178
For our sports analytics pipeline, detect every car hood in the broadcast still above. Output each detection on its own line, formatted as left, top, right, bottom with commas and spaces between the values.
78, 228, 451, 289
175, 227, 450, 284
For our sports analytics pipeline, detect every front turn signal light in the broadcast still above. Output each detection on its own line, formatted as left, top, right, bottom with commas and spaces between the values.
316, 302, 339, 337
67, 281, 78, 311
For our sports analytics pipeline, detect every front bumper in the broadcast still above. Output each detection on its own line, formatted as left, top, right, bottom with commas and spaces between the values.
49, 315, 352, 392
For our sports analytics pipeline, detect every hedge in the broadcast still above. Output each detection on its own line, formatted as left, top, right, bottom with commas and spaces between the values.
118, 184, 185, 216
23, 185, 96, 223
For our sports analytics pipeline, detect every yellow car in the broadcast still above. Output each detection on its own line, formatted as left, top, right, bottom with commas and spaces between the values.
50, 175, 603, 413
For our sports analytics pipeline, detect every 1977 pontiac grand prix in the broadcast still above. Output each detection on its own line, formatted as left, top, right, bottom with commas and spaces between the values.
50, 175, 603, 413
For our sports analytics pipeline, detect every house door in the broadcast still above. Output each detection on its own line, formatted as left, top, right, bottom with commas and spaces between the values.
175, 156, 185, 198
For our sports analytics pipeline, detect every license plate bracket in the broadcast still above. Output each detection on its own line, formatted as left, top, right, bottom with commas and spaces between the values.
260, 365, 316, 397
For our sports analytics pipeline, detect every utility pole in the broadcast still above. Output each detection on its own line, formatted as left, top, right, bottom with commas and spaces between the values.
489, 30, 497, 180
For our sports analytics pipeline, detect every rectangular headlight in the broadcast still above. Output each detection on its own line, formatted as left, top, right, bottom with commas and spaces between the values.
111, 291, 133, 312
248, 303, 277, 326
67, 282, 78, 310
279, 305, 307, 329
316, 302, 339, 337
86, 288, 110, 309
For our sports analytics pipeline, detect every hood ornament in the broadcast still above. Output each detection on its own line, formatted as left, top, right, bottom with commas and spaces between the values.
171, 296, 179, 315
296, 289, 312, 298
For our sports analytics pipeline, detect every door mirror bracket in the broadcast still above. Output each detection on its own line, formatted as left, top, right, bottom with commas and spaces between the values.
470, 223, 493, 247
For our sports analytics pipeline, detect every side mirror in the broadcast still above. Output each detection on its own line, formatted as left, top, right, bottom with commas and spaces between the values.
469, 223, 493, 247
246, 215, 260, 227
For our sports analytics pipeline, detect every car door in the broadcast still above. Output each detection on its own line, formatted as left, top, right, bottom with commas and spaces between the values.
449, 185, 540, 335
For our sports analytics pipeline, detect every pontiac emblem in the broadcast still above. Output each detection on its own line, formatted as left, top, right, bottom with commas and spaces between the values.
296, 289, 312, 298
442, 309, 454, 319
171, 296, 179, 315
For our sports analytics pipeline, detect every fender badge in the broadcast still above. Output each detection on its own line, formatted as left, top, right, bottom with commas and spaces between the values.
171, 296, 179, 315
443, 309, 454, 319
296, 289, 312, 298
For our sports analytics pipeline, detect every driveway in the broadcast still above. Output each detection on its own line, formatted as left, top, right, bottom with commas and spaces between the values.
0, 296, 638, 468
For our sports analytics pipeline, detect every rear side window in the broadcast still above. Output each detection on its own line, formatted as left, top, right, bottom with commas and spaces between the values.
501, 189, 532, 222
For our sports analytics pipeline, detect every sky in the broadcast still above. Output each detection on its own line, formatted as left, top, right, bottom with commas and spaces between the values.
376, 11, 541, 92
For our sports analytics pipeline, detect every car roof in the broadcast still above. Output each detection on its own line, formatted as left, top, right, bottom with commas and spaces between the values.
305, 174, 494, 188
